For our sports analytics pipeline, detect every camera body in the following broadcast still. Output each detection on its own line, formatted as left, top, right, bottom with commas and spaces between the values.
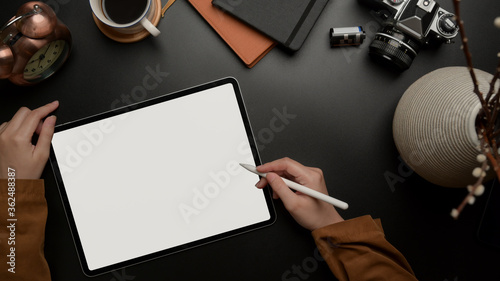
359, 0, 458, 70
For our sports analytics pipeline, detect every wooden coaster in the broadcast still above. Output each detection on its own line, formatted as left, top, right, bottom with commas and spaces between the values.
92, 0, 162, 43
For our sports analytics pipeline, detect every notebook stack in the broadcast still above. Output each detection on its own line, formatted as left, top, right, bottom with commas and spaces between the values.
188, 0, 330, 68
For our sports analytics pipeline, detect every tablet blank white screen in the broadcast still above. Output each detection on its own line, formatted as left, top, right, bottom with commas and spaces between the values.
51, 83, 270, 270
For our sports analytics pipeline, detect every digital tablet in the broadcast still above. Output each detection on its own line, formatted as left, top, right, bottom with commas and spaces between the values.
49, 77, 276, 276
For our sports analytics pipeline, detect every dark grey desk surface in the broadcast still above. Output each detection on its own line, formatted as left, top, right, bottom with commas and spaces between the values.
1, 0, 499, 280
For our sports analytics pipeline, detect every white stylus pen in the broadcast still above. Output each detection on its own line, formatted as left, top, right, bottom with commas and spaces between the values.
240, 163, 349, 210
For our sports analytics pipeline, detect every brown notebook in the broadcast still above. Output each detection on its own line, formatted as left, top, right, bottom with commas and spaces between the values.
188, 0, 276, 68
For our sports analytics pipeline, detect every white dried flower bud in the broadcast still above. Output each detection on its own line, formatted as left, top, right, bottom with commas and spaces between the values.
474, 185, 485, 196
467, 185, 474, 192
472, 167, 483, 178
477, 154, 487, 163
495, 17, 500, 28
451, 208, 459, 219
468, 196, 476, 205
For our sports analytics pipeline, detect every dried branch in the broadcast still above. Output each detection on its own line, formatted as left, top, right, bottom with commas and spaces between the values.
452, 1, 483, 98
481, 128, 500, 179
451, 155, 488, 219
485, 57, 500, 102
450, 0, 500, 219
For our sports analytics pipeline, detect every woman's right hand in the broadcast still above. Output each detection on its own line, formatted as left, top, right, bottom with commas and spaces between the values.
255, 157, 344, 231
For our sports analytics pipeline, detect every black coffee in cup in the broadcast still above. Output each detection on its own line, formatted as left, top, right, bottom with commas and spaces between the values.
103, 0, 148, 24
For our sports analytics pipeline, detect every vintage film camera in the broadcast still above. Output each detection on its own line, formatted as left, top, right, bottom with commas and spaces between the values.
358, 0, 459, 70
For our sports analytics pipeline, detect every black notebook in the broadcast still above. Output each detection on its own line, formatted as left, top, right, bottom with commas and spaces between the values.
212, 0, 329, 51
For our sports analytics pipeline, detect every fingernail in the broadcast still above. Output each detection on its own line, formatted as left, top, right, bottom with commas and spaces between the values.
46, 115, 57, 125
255, 178, 264, 188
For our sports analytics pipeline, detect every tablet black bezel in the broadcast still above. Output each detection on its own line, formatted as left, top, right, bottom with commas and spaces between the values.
49, 77, 276, 277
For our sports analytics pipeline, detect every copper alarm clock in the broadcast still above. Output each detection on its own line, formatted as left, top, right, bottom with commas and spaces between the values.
0, 2, 72, 86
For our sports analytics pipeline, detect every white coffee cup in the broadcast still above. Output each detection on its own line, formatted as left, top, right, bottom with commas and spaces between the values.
89, 0, 160, 37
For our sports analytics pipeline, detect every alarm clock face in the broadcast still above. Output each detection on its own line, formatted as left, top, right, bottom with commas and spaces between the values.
23, 39, 69, 82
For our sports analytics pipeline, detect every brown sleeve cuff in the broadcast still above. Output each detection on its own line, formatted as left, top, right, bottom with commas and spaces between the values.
312, 215, 384, 245
0, 179, 51, 281
311, 215, 417, 281
0, 179, 45, 198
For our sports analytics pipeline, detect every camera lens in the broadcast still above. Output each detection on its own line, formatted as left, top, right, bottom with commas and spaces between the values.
368, 25, 420, 71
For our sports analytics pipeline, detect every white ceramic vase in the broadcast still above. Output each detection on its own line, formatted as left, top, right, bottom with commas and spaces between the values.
393, 66, 497, 187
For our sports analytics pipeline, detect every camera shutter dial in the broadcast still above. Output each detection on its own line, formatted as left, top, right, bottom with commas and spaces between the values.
438, 13, 458, 36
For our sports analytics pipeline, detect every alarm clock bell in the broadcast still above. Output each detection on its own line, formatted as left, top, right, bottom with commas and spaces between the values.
0, 2, 72, 86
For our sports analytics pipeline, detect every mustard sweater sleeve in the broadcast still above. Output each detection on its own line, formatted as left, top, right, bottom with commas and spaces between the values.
312, 215, 417, 281
0, 179, 51, 281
